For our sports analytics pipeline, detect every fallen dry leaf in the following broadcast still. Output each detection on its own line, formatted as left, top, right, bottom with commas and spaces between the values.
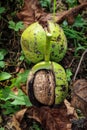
79, 0, 87, 3
15, 108, 27, 123
17, 0, 46, 27
4, 108, 87, 130
17, 0, 87, 27
64, 99, 78, 118
4, 115, 22, 130
4, 105, 73, 130
19, 104, 77, 130
71, 79, 87, 117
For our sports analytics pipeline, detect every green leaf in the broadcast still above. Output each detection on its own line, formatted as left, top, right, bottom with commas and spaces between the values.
0, 53, 4, 60
66, 69, 72, 81
75, 44, 86, 56
0, 49, 8, 60
0, 86, 32, 114
39, 0, 51, 9
1, 88, 32, 106
18, 70, 29, 82
0, 127, 4, 130
73, 15, 86, 27
0, 7, 5, 14
66, 0, 77, 8
11, 70, 29, 87
0, 61, 5, 68
8, 20, 16, 30
1, 87, 11, 100
19, 55, 25, 61
15, 21, 24, 31
0, 72, 11, 81
8, 21, 24, 31
1, 100, 20, 114
11, 89, 32, 106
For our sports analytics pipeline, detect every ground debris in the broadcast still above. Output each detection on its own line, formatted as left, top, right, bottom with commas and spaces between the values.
71, 50, 87, 117
4, 115, 22, 130
79, 0, 87, 4
17, 0, 46, 27
64, 99, 78, 118
17, 0, 87, 27
71, 118, 87, 130
4, 103, 78, 130
71, 79, 87, 117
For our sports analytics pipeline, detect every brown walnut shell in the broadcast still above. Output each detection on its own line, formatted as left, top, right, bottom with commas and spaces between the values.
33, 70, 55, 105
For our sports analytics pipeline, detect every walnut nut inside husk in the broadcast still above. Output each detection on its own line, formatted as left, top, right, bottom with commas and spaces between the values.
33, 69, 55, 105
27, 61, 68, 106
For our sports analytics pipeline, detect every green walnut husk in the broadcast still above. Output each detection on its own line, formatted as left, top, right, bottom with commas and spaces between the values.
21, 21, 67, 63
27, 61, 68, 106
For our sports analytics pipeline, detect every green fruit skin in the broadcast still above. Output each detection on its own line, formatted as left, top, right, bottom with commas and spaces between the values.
52, 62, 68, 104
49, 22, 67, 62
21, 21, 67, 63
27, 61, 68, 105
21, 22, 46, 63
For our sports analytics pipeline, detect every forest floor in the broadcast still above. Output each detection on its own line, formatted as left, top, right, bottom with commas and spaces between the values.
0, 0, 87, 130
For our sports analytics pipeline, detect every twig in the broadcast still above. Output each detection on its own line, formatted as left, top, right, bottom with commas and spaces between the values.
73, 49, 87, 81
55, 2, 87, 24
68, 58, 75, 68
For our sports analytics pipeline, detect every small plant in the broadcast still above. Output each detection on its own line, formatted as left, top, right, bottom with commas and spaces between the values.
62, 14, 87, 56
0, 0, 31, 116
0, 49, 12, 81
0, 69, 32, 114
66, 0, 78, 8
72, 14, 87, 27
0, 70, 32, 114
8, 20, 24, 32
8, 20, 25, 44
0, 87, 32, 114
66, 68, 73, 81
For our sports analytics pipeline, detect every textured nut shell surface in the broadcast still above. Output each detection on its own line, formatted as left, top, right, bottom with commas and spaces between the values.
33, 70, 55, 105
